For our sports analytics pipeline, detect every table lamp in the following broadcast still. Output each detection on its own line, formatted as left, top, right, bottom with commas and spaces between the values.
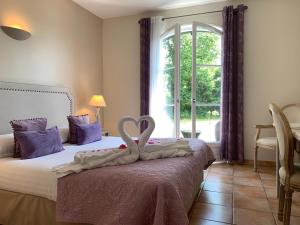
89, 95, 106, 123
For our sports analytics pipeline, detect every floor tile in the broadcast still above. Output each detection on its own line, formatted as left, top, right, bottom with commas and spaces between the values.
258, 167, 276, 174
199, 191, 232, 206
189, 164, 284, 225
233, 208, 276, 225
260, 172, 276, 180
262, 179, 276, 188
208, 164, 231, 172
233, 169, 260, 178
189, 218, 230, 225
233, 176, 262, 187
210, 163, 232, 168
192, 203, 232, 224
273, 213, 300, 225
203, 182, 233, 193
233, 164, 253, 171
265, 187, 278, 199
209, 167, 233, 176
234, 193, 271, 212
269, 199, 300, 217
206, 173, 233, 184
233, 184, 266, 198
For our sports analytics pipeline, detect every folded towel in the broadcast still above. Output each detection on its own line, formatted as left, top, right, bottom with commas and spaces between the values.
53, 147, 138, 177
53, 117, 140, 177
139, 138, 193, 161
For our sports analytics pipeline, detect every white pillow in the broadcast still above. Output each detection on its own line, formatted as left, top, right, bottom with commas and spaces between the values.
59, 128, 69, 143
0, 133, 14, 158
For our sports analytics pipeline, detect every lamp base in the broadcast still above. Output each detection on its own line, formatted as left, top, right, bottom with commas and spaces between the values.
95, 107, 101, 124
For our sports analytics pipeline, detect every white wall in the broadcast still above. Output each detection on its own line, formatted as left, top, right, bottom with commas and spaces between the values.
0, 0, 103, 120
102, 0, 300, 161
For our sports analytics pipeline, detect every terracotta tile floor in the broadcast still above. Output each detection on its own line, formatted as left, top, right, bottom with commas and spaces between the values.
189, 163, 300, 225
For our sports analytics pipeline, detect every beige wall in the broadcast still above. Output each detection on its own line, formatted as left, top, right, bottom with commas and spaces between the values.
102, 14, 141, 135
102, 0, 300, 161
0, 0, 103, 120
243, 0, 300, 161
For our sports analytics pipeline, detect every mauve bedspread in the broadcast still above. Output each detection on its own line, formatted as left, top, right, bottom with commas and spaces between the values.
56, 139, 215, 225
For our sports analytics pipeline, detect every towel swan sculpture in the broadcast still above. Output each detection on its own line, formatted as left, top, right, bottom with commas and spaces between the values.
118, 115, 155, 151
53, 115, 192, 176
119, 115, 192, 161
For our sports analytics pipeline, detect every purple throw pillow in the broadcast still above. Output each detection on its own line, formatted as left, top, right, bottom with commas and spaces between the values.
10, 118, 47, 158
67, 114, 89, 144
76, 122, 102, 145
14, 127, 64, 159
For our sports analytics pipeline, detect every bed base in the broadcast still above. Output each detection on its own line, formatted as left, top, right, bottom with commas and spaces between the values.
0, 189, 90, 225
0, 184, 202, 225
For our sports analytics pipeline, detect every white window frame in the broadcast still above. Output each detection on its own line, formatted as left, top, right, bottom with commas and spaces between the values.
160, 22, 222, 140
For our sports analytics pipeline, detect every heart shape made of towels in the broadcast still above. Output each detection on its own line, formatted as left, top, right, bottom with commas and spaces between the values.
118, 115, 155, 150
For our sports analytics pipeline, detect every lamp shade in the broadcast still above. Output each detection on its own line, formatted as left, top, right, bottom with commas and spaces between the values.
89, 95, 106, 107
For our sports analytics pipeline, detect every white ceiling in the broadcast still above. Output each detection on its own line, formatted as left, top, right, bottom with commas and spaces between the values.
72, 0, 227, 19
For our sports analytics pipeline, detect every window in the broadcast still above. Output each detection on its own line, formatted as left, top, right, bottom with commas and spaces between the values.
153, 23, 222, 142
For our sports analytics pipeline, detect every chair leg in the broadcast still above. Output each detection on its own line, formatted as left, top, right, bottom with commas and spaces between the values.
283, 189, 293, 225
254, 146, 258, 172
278, 184, 285, 221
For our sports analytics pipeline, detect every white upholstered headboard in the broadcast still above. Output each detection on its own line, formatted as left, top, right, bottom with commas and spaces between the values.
0, 81, 73, 134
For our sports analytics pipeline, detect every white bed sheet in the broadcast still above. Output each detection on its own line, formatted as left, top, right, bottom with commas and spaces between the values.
0, 136, 125, 201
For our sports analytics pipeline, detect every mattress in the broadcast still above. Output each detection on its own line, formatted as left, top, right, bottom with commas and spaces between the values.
0, 136, 125, 201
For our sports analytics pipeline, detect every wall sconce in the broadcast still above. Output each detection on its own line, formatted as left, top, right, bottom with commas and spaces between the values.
1, 26, 31, 41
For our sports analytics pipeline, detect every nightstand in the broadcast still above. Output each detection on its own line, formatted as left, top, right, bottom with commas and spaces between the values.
102, 130, 109, 136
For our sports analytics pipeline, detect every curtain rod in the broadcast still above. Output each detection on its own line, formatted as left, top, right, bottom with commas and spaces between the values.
161, 5, 248, 21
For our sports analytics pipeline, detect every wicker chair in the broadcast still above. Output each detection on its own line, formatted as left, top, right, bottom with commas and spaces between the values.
269, 103, 300, 225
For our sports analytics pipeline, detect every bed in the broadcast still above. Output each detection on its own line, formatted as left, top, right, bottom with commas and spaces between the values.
0, 82, 215, 225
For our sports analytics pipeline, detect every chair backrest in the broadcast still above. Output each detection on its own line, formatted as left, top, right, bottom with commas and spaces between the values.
282, 103, 300, 123
269, 103, 294, 176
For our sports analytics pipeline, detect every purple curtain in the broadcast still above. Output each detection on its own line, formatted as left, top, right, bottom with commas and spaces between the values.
221, 5, 247, 163
139, 18, 151, 133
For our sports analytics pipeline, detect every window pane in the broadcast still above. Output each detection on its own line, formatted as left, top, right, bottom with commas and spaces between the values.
196, 67, 221, 104
152, 28, 176, 138
180, 31, 192, 138
196, 31, 221, 65
161, 33, 175, 68
151, 67, 176, 138
196, 105, 221, 142
163, 68, 175, 115
196, 66, 221, 142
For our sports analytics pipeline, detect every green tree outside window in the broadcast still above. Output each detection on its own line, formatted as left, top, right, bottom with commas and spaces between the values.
162, 30, 221, 121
